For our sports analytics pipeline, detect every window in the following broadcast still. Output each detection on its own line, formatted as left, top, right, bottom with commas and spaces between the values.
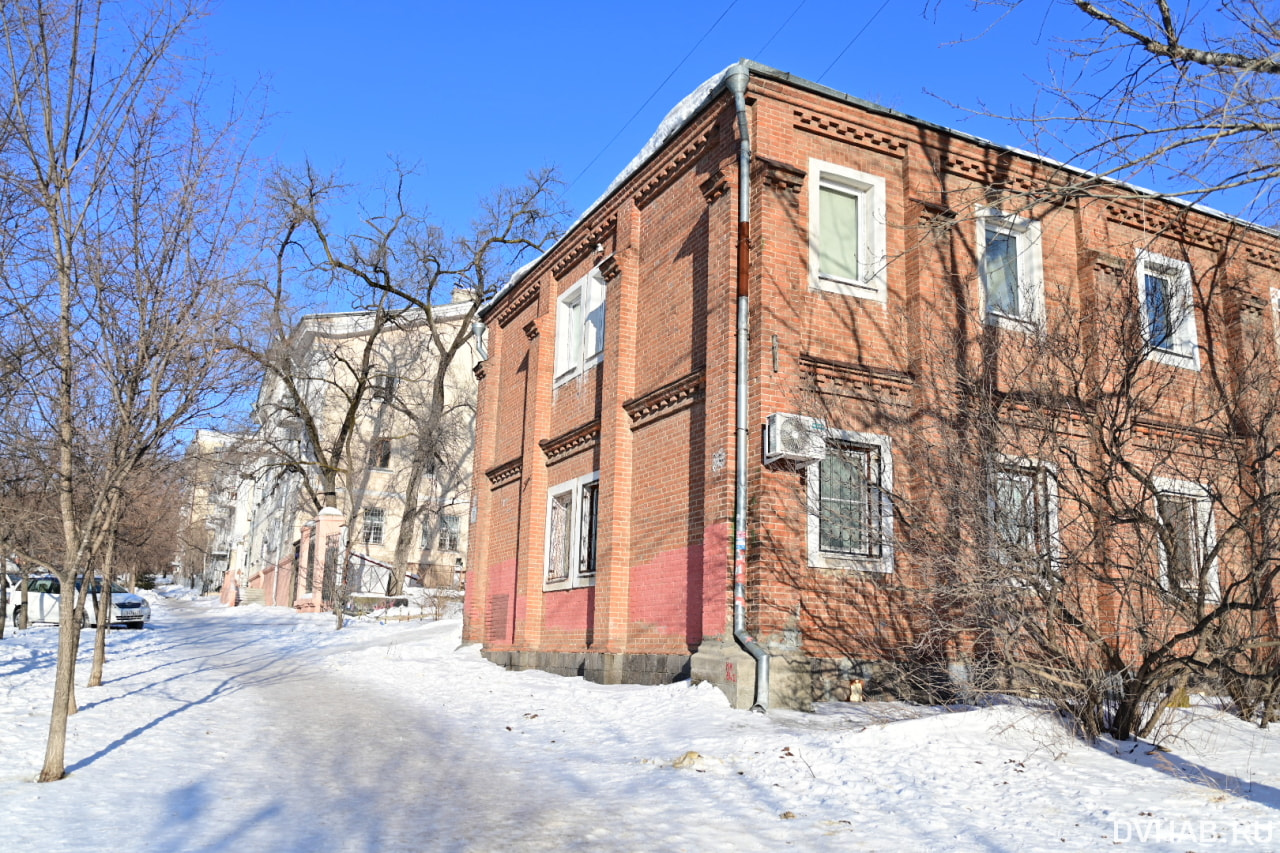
367, 437, 391, 469
362, 507, 385, 546
1137, 250, 1198, 368
554, 270, 607, 384
1153, 478, 1217, 600
438, 515, 460, 552
306, 534, 315, 593
1271, 289, 1280, 354
545, 472, 600, 589
990, 458, 1058, 583
370, 373, 397, 401
808, 159, 887, 300
977, 208, 1044, 329
807, 429, 893, 571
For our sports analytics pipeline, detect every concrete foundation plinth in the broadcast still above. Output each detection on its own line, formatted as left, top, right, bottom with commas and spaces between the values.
690, 640, 760, 710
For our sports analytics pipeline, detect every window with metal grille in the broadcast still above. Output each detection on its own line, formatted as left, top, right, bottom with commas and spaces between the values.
818, 440, 881, 559
545, 472, 600, 588
991, 462, 1054, 575
1156, 488, 1213, 600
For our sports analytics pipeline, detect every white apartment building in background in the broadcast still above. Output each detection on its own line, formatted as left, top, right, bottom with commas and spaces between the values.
186, 300, 477, 607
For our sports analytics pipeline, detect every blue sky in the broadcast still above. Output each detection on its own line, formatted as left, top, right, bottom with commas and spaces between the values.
201, 1, 1101, 231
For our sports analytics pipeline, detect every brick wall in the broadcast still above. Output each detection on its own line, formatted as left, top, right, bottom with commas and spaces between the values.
464, 66, 1280, 704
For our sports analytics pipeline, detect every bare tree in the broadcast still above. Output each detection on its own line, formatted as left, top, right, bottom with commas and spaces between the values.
306, 166, 565, 596
774, 199, 1280, 740
240, 163, 564, 621
967, 1, 1280, 216
0, 0, 257, 781
86, 457, 186, 687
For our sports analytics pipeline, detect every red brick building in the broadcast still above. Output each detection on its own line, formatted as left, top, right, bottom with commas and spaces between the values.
463, 61, 1280, 710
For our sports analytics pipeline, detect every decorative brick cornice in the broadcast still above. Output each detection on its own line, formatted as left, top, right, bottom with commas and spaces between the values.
1103, 203, 1225, 253
800, 354, 913, 404
1084, 250, 1128, 277
910, 197, 956, 222
523, 320, 539, 340
700, 169, 730, 204
940, 154, 1034, 191
494, 282, 540, 328
551, 215, 618, 280
539, 420, 600, 464
756, 156, 805, 196
793, 108, 907, 158
485, 457, 523, 487
634, 123, 721, 210
1243, 243, 1280, 273
1239, 293, 1268, 318
598, 254, 622, 283
624, 370, 705, 428
910, 198, 957, 241
1134, 416, 1231, 450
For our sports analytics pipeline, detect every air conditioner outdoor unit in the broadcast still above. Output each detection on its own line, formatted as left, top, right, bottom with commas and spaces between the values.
764, 413, 827, 465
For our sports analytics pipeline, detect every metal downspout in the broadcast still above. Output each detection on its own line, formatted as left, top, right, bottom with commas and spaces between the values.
727, 63, 769, 713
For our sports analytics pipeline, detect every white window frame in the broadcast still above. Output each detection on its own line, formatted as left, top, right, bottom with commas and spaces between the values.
1152, 476, 1218, 601
806, 428, 894, 572
1137, 250, 1199, 369
362, 507, 385, 546
554, 269, 607, 385
544, 471, 600, 590
438, 514, 461, 552
1271, 288, 1280, 355
976, 207, 1045, 330
989, 455, 1060, 585
808, 159, 888, 302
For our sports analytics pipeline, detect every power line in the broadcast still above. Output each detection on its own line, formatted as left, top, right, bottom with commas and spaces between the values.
756, 0, 806, 59
817, 0, 892, 83
568, 0, 740, 193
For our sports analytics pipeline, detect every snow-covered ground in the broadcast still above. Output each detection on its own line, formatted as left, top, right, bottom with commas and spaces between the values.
2, 590, 1279, 852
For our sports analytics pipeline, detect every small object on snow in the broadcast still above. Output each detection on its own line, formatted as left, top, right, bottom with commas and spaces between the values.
1146, 744, 1170, 754
673, 750, 703, 769
780, 811, 797, 820
848, 679, 864, 702
671, 750, 721, 772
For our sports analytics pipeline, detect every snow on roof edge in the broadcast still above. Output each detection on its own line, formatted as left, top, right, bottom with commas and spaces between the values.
481, 59, 1280, 321
481, 63, 739, 319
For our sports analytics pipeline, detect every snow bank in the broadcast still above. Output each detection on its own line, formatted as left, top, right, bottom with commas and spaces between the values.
3, 596, 1279, 851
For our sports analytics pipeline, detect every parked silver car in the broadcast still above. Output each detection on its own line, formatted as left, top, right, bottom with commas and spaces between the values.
7, 576, 150, 629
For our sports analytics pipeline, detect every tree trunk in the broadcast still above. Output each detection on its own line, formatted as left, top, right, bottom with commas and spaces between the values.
1110, 676, 1149, 742
18, 568, 28, 629
38, 579, 80, 782
389, 374, 448, 596
89, 555, 116, 688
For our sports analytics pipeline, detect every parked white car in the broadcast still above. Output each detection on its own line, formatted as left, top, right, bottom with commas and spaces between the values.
7, 576, 150, 629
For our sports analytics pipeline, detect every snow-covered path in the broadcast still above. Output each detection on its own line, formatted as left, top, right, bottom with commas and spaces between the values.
4, 592, 1280, 852
2, 596, 823, 852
